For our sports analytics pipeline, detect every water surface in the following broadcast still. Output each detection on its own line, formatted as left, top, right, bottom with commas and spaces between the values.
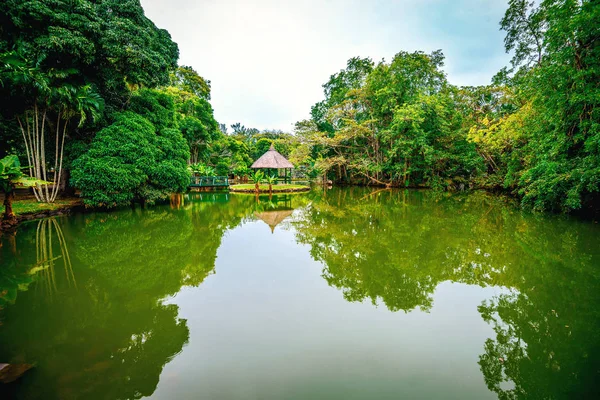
1, 188, 599, 399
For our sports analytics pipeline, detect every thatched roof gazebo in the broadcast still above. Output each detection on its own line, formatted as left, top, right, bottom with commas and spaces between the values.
251, 144, 294, 183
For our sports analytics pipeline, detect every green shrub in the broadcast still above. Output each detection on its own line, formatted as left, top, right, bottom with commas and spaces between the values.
71, 112, 190, 207
215, 159, 230, 176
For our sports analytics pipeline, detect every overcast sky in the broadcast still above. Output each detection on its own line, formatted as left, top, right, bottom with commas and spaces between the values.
140, 0, 511, 132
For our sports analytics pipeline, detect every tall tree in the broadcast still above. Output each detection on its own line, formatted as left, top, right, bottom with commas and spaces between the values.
499, 0, 600, 211
0, 0, 179, 201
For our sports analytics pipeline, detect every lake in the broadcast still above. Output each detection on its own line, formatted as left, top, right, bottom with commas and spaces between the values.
1, 188, 599, 399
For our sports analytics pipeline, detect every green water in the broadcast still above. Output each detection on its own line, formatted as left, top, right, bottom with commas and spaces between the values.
1, 188, 599, 399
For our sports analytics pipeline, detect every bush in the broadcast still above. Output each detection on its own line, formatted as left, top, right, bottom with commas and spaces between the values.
71, 112, 190, 207
215, 159, 230, 176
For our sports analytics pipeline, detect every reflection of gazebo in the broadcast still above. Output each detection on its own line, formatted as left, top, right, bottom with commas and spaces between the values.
251, 144, 294, 183
254, 209, 293, 233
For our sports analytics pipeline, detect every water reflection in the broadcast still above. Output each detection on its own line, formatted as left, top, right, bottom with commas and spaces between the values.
0, 188, 598, 399
34, 218, 77, 298
0, 195, 247, 399
253, 195, 296, 233
292, 187, 600, 398
478, 287, 600, 398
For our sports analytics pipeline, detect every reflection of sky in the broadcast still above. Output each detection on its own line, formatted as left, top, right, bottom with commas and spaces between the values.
154, 219, 507, 399
140, 0, 511, 131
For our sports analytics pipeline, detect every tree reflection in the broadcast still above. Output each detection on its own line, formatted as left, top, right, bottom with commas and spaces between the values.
1, 189, 599, 398
0, 193, 252, 399
478, 278, 600, 398
35, 218, 77, 298
293, 187, 600, 397
293, 187, 513, 311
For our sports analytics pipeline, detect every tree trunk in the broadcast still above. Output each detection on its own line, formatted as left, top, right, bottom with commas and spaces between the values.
18, 107, 69, 203
60, 168, 75, 197
3, 191, 15, 220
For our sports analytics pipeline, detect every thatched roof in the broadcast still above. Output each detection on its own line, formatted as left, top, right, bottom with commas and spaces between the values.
251, 144, 294, 169
254, 209, 294, 233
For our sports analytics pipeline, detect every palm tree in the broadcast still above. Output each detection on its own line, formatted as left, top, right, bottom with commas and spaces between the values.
250, 170, 264, 194
2, 51, 103, 203
264, 174, 278, 196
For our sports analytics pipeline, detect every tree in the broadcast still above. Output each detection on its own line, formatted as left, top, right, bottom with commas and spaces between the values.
497, 0, 600, 212
170, 65, 211, 100
500, 0, 547, 68
71, 112, 190, 207
0, 0, 179, 200
300, 50, 480, 188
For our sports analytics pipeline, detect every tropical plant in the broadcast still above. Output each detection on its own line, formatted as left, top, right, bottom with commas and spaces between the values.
0, 155, 48, 220
0, 0, 179, 200
264, 174, 278, 195
1, 51, 104, 203
232, 165, 250, 181
250, 170, 265, 194
190, 163, 216, 176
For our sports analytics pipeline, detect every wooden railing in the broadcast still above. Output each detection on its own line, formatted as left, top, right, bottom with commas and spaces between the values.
189, 176, 229, 187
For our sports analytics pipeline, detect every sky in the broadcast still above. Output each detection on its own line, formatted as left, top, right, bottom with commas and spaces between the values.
140, 0, 511, 132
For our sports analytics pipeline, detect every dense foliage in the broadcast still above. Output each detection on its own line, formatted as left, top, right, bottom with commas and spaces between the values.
71, 109, 190, 207
0, 1, 227, 207
1, 0, 598, 213
295, 0, 600, 213
294, 52, 483, 190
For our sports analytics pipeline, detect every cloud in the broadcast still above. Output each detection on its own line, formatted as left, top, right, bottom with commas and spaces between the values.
141, 0, 511, 131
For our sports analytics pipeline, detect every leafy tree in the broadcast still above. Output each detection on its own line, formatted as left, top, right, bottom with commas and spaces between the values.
71, 112, 189, 207
500, 0, 547, 68
161, 71, 220, 164
170, 65, 211, 100
497, 0, 600, 212
298, 50, 480, 188
0, 0, 179, 200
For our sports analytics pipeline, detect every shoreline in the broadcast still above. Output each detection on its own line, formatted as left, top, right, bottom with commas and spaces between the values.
229, 188, 311, 194
2, 186, 596, 232
0, 199, 84, 232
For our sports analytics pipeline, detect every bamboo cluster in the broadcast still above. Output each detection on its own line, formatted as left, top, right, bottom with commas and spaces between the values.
17, 105, 68, 203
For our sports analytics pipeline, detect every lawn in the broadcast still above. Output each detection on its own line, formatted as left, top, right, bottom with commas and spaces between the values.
230, 184, 310, 192
3, 199, 81, 216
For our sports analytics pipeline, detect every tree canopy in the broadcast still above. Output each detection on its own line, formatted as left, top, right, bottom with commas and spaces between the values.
293, 0, 600, 214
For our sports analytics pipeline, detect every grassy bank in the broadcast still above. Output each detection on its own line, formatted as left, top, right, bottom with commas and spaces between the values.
230, 184, 310, 193
3, 199, 81, 217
